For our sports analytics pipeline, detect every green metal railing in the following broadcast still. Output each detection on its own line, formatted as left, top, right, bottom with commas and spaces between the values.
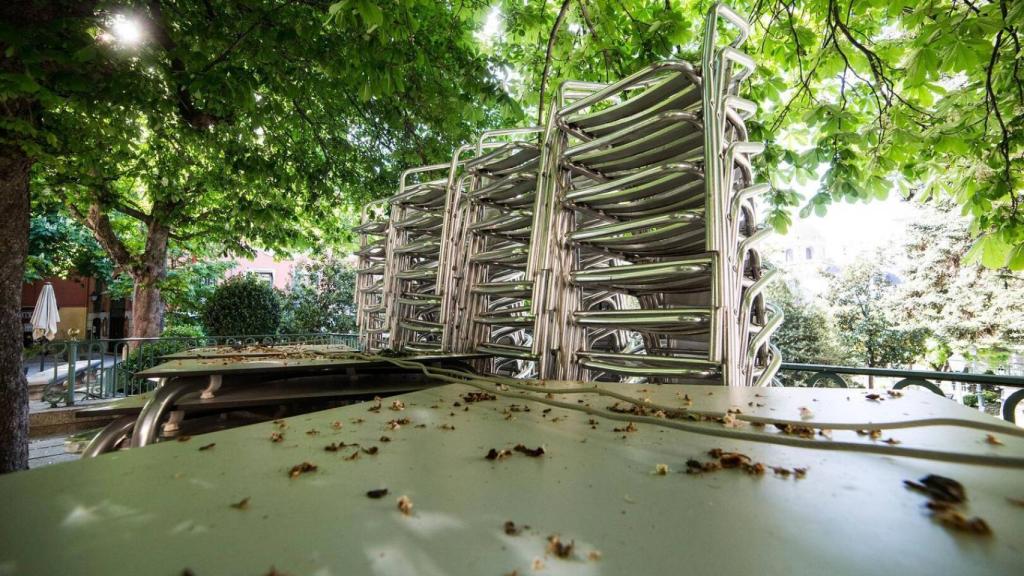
26, 333, 359, 407
779, 363, 1024, 424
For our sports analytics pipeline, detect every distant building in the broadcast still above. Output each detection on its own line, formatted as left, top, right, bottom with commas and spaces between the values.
764, 223, 833, 298
225, 251, 302, 290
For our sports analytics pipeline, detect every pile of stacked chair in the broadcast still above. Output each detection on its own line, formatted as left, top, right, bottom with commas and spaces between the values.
355, 3, 782, 386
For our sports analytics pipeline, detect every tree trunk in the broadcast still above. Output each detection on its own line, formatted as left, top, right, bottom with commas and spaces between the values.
130, 221, 170, 338
0, 144, 32, 473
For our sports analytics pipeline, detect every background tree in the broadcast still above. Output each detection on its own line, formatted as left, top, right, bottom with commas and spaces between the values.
32, 0, 517, 341
826, 257, 929, 386
897, 202, 1024, 357
766, 278, 843, 384
0, 0, 513, 471
26, 209, 113, 283
1, 0, 98, 473
281, 256, 358, 334
486, 0, 1023, 267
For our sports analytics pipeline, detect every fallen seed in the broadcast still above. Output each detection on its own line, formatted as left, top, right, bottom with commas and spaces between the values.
546, 534, 574, 559
288, 462, 317, 479
512, 444, 545, 457
397, 495, 413, 515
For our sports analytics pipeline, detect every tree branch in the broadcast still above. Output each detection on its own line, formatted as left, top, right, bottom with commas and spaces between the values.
76, 202, 136, 272
145, 0, 231, 130
577, 0, 612, 82
538, 0, 573, 126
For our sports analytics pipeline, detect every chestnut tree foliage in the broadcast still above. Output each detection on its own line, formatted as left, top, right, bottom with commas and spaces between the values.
0, 0, 513, 471
6, 0, 518, 339
484, 0, 1023, 269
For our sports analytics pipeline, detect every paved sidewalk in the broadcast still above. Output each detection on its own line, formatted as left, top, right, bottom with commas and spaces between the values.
28, 435, 80, 469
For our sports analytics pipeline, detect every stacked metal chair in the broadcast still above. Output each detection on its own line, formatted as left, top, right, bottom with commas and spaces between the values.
531, 3, 781, 385
356, 3, 781, 385
355, 199, 390, 352
453, 128, 545, 376
382, 164, 458, 353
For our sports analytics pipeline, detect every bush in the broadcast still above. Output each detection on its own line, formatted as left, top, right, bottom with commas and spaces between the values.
202, 274, 282, 336
161, 324, 206, 340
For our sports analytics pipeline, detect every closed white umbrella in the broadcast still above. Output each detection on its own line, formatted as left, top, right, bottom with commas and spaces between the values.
30, 282, 60, 341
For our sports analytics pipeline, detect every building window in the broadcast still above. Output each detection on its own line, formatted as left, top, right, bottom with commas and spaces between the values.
254, 271, 274, 284
785, 249, 793, 262
805, 247, 814, 260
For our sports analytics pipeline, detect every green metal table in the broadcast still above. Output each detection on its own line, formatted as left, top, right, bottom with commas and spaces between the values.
159, 343, 356, 360
1, 384, 1022, 575
135, 352, 486, 379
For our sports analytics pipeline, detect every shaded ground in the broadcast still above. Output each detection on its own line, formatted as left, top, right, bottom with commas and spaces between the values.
28, 435, 79, 469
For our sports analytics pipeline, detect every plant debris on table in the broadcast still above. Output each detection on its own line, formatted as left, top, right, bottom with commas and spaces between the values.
229, 497, 250, 510
198, 443, 216, 451
390, 400, 405, 411
270, 432, 285, 443
546, 534, 574, 559
462, 392, 496, 403
397, 495, 413, 515
288, 462, 317, 479
177, 435, 192, 442
379, 435, 391, 442
486, 448, 513, 461
904, 474, 991, 536
386, 418, 411, 430
366, 488, 389, 499
985, 434, 1004, 446
904, 474, 966, 503
613, 422, 638, 433
513, 444, 545, 457
503, 520, 529, 535
330, 420, 343, 430
686, 449, 802, 479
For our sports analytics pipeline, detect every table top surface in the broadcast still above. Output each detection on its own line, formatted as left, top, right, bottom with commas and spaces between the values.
74, 380, 438, 418
160, 343, 356, 360
2, 383, 1022, 576
135, 352, 485, 378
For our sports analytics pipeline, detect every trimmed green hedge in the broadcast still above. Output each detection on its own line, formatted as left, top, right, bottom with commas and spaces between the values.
202, 274, 282, 337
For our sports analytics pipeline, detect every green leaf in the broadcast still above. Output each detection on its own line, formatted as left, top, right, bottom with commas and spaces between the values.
1007, 244, 1024, 271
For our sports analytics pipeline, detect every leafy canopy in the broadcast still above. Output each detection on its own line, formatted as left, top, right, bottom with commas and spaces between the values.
5, 0, 519, 271
484, 0, 1024, 269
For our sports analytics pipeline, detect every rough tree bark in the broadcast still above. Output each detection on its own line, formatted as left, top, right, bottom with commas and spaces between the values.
0, 145, 31, 473
131, 220, 170, 339
0, 0, 98, 473
80, 201, 171, 339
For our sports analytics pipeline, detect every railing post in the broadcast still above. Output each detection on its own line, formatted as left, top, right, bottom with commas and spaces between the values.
66, 340, 78, 406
